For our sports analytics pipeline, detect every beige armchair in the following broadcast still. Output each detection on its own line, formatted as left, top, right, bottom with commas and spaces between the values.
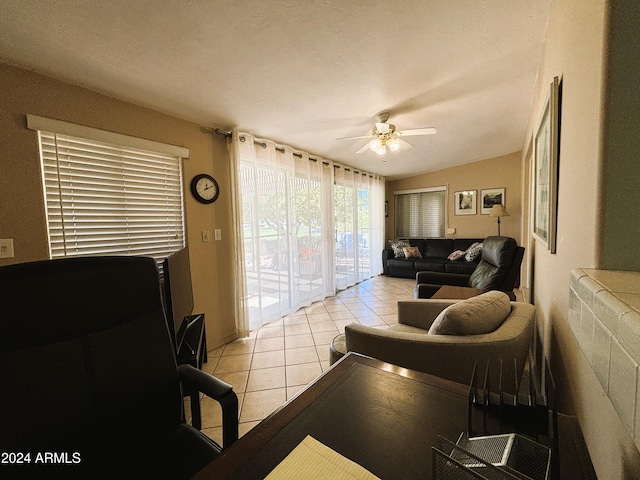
330, 299, 534, 389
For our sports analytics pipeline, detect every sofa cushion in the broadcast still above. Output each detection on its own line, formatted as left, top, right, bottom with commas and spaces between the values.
428, 291, 511, 335
423, 239, 454, 259
414, 258, 446, 272
444, 260, 479, 275
403, 246, 422, 259
387, 258, 418, 272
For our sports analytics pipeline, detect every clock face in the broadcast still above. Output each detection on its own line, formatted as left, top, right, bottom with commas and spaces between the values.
190, 174, 219, 204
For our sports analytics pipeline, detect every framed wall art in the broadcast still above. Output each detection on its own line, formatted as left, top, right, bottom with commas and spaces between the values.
533, 76, 560, 253
480, 188, 506, 215
454, 190, 477, 215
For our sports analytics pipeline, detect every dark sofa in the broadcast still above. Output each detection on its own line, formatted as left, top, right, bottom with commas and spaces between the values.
414, 236, 525, 298
382, 238, 484, 279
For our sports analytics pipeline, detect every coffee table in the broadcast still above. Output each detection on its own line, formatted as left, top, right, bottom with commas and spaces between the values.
432, 285, 516, 301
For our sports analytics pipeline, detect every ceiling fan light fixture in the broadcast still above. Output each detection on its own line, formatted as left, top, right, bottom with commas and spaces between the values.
387, 137, 400, 151
336, 112, 436, 156
370, 138, 386, 155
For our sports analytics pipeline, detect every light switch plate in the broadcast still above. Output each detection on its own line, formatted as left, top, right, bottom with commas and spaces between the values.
214, 229, 222, 241
0, 238, 14, 258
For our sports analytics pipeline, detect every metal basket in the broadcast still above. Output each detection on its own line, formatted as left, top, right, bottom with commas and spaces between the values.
446, 432, 551, 480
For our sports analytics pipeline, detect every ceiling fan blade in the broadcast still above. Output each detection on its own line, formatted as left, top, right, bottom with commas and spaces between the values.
397, 138, 414, 150
336, 134, 373, 141
398, 127, 437, 136
356, 141, 373, 154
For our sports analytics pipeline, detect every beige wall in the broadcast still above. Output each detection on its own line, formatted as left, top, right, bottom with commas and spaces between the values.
521, 0, 640, 478
0, 63, 238, 349
385, 151, 523, 245
598, 0, 640, 270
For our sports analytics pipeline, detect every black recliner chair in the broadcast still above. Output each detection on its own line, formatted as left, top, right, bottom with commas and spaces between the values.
0, 256, 237, 479
414, 236, 524, 298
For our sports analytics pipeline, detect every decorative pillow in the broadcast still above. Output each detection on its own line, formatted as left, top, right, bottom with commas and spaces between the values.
403, 246, 423, 259
389, 240, 411, 258
447, 250, 466, 261
464, 242, 483, 261
428, 291, 511, 336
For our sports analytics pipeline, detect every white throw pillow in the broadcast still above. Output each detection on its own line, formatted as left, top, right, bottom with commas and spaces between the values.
428, 291, 511, 335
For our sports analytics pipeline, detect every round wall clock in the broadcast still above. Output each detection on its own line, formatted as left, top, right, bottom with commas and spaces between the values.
190, 174, 220, 204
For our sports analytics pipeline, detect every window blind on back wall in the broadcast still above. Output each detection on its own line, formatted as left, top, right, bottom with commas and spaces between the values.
30, 116, 188, 265
394, 187, 446, 238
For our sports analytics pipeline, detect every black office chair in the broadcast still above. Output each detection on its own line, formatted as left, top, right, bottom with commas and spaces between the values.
0, 256, 237, 479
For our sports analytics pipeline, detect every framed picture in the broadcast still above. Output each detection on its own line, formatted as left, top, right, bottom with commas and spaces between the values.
533, 76, 560, 253
454, 190, 477, 215
480, 188, 506, 215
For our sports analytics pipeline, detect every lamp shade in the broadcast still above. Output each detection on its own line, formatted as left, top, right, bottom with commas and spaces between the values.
490, 204, 509, 217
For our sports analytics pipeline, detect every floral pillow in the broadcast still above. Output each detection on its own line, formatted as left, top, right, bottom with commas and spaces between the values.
447, 250, 466, 261
464, 242, 483, 261
403, 246, 423, 259
389, 239, 411, 258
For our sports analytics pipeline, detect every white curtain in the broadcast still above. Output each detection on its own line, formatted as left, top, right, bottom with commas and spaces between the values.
231, 131, 384, 332
228, 129, 250, 337
334, 166, 384, 291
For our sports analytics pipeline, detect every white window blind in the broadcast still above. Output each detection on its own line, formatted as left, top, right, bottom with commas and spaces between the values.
35, 126, 187, 264
394, 187, 446, 238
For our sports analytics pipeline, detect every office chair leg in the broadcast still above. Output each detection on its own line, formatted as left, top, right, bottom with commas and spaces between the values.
190, 393, 202, 430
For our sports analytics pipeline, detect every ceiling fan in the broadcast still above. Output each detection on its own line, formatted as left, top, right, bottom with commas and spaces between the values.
336, 112, 437, 156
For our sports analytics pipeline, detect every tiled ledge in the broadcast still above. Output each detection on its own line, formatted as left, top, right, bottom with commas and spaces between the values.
569, 268, 640, 452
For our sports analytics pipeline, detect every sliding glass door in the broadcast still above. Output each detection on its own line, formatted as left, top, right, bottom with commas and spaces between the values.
234, 133, 383, 331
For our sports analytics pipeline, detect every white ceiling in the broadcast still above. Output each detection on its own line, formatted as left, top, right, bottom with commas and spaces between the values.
0, 1, 551, 180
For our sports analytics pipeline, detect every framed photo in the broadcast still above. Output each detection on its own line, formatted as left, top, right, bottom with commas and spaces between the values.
454, 190, 477, 215
533, 76, 560, 253
480, 188, 506, 215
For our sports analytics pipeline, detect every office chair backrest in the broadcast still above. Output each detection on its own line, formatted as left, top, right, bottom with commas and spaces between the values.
0, 256, 182, 453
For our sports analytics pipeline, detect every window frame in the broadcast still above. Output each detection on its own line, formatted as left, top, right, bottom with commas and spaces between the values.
393, 186, 447, 239
28, 115, 189, 267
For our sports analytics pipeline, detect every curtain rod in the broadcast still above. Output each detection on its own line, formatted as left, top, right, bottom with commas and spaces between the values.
214, 129, 375, 177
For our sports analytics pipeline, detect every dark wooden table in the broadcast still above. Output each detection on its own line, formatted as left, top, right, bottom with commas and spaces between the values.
432, 285, 517, 301
195, 353, 595, 479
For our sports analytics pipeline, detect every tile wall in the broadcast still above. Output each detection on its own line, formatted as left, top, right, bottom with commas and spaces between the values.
569, 268, 640, 450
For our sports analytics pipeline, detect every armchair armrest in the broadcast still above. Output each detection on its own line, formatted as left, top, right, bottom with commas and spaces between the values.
397, 299, 456, 329
178, 364, 239, 448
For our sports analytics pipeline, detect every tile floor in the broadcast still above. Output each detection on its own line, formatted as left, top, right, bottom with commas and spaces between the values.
196, 275, 417, 445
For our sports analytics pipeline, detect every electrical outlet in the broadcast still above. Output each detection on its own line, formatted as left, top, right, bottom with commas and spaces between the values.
201, 230, 211, 243
0, 238, 14, 258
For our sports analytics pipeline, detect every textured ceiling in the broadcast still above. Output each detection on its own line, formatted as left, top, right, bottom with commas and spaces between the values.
0, 1, 551, 180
